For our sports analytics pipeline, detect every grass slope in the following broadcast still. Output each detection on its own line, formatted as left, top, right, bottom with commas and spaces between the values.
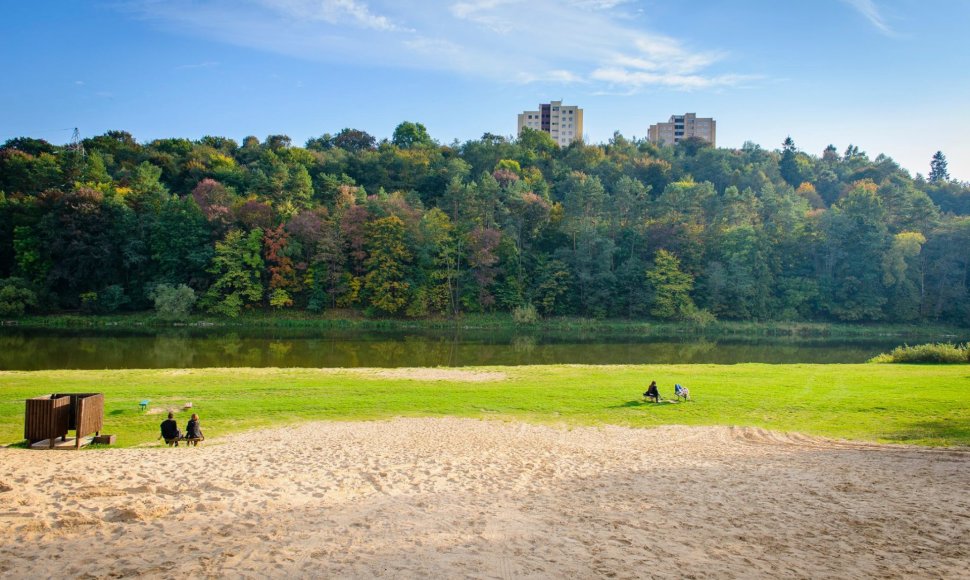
1, 364, 967, 448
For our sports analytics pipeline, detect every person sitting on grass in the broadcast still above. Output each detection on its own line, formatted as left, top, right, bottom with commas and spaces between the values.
643, 381, 660, 403
184, 413, 205, 446
159, 412, 181, 446
674, 383, 691, 401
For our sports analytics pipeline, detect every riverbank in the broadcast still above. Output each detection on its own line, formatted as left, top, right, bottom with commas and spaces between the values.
1, 364, 967, 447
1, 418, 967, 578
7, 311, 966, 339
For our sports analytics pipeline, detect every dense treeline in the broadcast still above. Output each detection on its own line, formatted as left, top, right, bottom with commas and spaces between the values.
1, 124, 969, 324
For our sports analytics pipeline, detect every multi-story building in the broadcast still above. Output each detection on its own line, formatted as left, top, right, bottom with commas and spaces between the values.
647, 113, 716, 147
517, 101, 583, 147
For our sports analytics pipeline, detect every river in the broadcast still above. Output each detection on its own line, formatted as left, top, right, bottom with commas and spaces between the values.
0, 327, 918, 369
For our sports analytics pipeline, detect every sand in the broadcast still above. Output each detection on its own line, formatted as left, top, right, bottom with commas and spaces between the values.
0, 419, 967, 579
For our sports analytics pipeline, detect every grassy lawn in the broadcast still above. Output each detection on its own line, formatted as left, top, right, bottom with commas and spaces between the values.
1, 364, 967, 448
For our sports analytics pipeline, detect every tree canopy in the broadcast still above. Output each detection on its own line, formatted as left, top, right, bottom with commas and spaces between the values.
1, 128, 969, 324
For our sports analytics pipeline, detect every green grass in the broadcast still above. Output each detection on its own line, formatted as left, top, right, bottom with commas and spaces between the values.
1, 364, 967, 448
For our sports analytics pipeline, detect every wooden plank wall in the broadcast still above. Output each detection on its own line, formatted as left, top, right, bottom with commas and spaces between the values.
24, 395, 70, 444
76, 394, 104, 438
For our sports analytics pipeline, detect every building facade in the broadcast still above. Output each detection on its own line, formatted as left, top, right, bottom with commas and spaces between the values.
517, 101, 583, 147
647, 113, 716, 147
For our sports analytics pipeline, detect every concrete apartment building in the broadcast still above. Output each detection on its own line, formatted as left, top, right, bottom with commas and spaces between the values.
517, 101, 583, 147
647, 113, 716, 147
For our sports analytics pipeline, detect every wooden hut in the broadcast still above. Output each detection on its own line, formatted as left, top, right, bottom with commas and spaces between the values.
25, 393, 104, 449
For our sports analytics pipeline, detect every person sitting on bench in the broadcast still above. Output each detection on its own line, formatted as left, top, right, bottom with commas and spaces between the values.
159, 412, 181, 446
184, 413, 205, 446
674, 383, 691, 401
643, 381, 661, 403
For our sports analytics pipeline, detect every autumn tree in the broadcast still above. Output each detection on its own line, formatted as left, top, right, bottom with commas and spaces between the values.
263, 224, 298, 308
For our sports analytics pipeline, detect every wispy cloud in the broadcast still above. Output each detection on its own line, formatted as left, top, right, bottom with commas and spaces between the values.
175, 61, 220, 70
121, 0, 755, 92
591, 69, 760, 90
255, 0, 407, 31
841, 0, 894, 36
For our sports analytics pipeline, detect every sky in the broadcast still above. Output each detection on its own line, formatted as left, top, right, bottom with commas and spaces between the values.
2, 0, 968, 181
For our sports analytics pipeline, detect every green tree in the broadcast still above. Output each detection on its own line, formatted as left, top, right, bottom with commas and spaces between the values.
707, 226, 771, 319
202, 229, 265, 317
332, 128, 377, 152
929, 151, 949, 183
148, 196, 213, 287
391, 122, 434, 149
821, 185, 890, 321
529, 256, 571, 315
882, 232, 926, 321
779, 136, 811, 188
419, 208, 458, 315
646, 249, 697, 320
35, 188, 137, 307
922, 218, 970, 323
363, 216, 412, 314
128, 161, 170, 209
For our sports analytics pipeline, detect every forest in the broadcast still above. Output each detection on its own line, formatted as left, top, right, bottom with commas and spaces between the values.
1, 123, 969, 325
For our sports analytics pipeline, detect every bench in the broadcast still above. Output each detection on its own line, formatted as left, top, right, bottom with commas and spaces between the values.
163, 436, 203, 447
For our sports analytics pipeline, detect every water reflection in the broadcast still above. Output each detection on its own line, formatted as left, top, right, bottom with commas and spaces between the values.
0, 326, 924, 370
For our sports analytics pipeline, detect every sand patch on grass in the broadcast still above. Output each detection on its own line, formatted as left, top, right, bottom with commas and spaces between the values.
361, 368, 508, 382
0, 419, 966, 578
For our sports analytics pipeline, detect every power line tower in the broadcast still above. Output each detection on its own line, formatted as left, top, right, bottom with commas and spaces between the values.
68, 127, 85, 158
60, 127, 86, 188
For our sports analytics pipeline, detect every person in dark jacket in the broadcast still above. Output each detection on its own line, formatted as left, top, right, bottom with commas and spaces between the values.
643, 381, 660, 403
159, 412, 181, 446
184, 413, 205, 446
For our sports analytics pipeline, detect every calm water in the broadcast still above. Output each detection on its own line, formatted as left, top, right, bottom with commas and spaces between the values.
0, 327, 915, 370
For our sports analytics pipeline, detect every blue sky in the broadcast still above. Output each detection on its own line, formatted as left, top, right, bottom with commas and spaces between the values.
2, 0, 968, 181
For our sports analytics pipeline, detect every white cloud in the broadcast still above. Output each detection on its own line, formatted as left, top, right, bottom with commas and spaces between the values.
570, 0, 631, 11
122, 0, 755, 92
256, 0, 406, 31
591, 68, 759, 90
517, 69, 585, 84
450, 0, 519, 34
841, 0, 894, 36
175, 61, 220, 70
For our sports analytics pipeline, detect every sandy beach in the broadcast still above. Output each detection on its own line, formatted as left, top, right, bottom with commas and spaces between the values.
1, 418, 967, 578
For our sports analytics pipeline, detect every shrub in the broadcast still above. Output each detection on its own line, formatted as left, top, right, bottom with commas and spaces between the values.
869, 343, 968, 364
0, 277, 37, 317
149, 283, 198, 321
79, 291, 99, 314
80, 285, 129, 314
98, 285, 128, 313
512, 303, 539, 325
684, 307, 716, 328
269, 288, 293, 309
